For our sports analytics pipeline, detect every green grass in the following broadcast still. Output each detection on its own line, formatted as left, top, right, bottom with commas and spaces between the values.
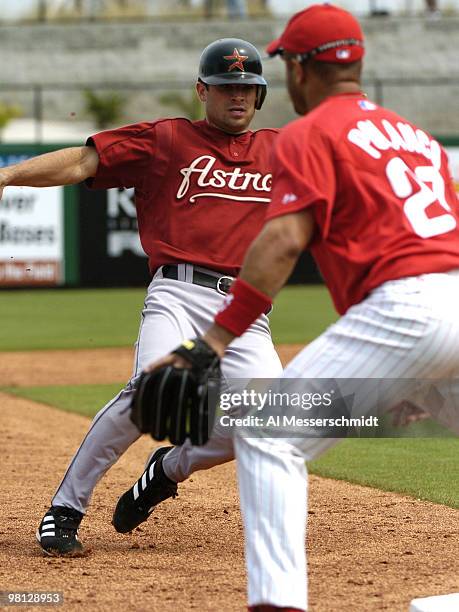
270, 285, 337, 344
3, 384, 123, 418
375, 414, 455, 438
0, 288, 145, 350
309, 438, 459, 509
0, 286, 336, 350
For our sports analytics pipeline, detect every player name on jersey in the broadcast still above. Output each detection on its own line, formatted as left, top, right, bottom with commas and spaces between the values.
348, 119, 441, 163
177, 155, 272, 203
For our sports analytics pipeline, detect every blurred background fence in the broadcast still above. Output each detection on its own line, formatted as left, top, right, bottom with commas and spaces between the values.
0, 77, 458, 144
1, 0, 458, 23
0, 6, 457, 140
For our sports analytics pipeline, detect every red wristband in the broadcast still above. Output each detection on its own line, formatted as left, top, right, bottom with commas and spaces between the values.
215, 278, 272, 337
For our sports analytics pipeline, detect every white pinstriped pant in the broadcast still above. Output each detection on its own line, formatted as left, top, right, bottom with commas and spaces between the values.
234, 271, 459, 610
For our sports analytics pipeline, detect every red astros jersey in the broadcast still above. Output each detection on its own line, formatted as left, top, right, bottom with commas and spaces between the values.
87, 119, 278, 276
267, 93, 459, 314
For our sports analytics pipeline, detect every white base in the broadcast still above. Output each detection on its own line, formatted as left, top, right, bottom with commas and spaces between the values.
410, 593, 459, 612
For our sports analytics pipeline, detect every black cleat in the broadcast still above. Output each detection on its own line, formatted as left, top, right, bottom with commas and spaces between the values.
112, 446, 177, 534
36, 506, 84, 556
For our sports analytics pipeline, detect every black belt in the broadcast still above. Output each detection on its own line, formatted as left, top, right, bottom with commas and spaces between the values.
161, 265, 234, 295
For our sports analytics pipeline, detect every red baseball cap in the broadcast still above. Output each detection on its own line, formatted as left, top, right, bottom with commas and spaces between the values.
266, 3, 364, 64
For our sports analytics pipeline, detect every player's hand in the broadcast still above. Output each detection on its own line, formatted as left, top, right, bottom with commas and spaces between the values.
388, 400, 430, 426
143, 352, 191, 373
143, 333, 226, 373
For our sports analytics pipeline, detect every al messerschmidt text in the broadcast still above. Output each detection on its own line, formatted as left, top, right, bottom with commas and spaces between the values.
219, 415, 380, 428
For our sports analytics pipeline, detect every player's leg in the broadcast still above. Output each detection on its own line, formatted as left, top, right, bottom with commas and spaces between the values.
37, 278, 194, 554
111, 278, 280, 532
235, 436, 309, 610
114, 321, 282, 534
51, 294, 193, 512
236, 272, 459, 610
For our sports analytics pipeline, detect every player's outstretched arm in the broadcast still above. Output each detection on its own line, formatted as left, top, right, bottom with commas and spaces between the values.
0, 145, 99, 199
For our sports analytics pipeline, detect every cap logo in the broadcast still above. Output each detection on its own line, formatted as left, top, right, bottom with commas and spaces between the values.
297, 38, 364, 62
223, 48, 248, 72
336, 49, 351, 60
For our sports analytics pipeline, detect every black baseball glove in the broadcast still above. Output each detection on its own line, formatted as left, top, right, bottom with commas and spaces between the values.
130, 338, 221, 446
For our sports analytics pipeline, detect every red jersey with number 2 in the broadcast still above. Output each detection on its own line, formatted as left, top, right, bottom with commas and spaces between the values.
267, 93, 459, 314
87, 119, 277, 276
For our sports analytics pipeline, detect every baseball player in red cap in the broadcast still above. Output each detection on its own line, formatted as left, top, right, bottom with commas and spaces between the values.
151, 4, 459, 610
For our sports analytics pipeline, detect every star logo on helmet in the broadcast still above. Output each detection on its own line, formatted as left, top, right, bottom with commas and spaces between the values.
223, 48, 248, 72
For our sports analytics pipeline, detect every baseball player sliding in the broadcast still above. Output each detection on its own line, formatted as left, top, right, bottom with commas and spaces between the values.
142, 5, 459, 611
0, 39, 284, 556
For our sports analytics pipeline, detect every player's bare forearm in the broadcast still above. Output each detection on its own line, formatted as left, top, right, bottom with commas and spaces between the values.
203, 326, 236, 357
0, 146, 99, 195
240, 211, 314, 297
204, 210, 315, 356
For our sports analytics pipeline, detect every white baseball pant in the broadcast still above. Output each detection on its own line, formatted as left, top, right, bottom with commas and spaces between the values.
235, 270, 459, 610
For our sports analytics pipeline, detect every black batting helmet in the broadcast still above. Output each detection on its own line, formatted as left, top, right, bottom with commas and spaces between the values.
198, 38, 267, 110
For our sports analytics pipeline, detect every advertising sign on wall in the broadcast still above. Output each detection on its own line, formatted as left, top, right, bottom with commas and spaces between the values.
0, 185, 64, 286
106, 187, 146, 259
78, 185, 150, 287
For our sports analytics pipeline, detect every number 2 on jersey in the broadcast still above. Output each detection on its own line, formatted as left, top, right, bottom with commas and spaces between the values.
386, 157, 457, 238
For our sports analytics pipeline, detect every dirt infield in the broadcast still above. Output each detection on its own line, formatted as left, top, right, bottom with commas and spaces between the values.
1, 347, 458, 611
0, 345, 305, 386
